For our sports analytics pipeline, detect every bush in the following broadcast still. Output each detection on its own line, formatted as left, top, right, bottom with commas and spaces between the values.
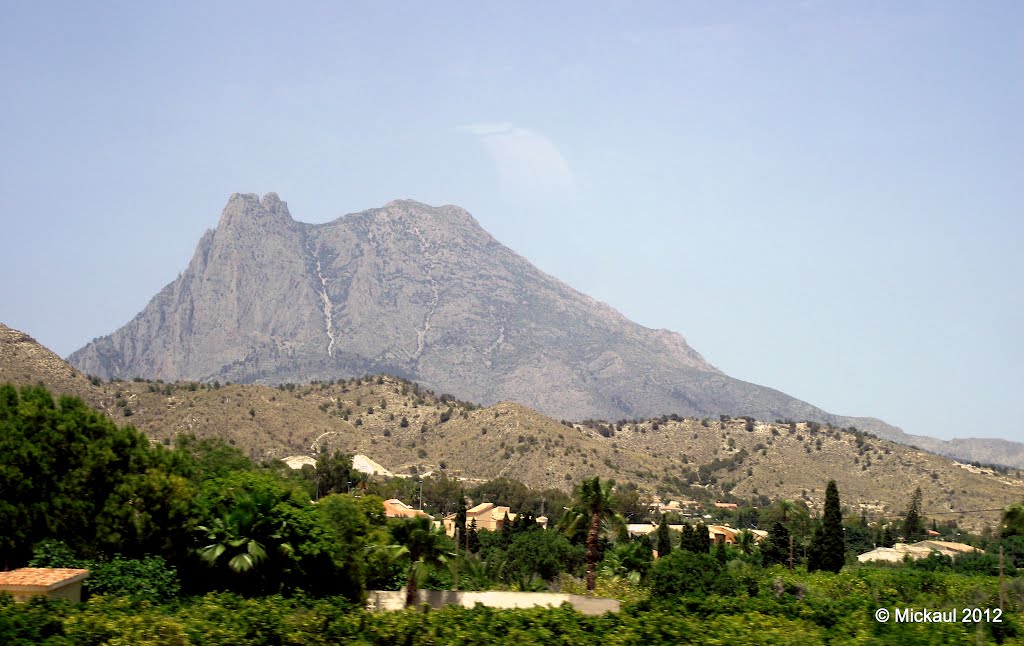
502, 530, 583, 582
649, 550, 736, 598
28, 540, 181, 602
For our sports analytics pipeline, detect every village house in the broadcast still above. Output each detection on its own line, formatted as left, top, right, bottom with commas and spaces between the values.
857, 540, 984, 564
0, 568, 89, 603
626, 523, 766, 546
442, 502, 548, 537
382, 498, 429, 519
647, 497, 701, 516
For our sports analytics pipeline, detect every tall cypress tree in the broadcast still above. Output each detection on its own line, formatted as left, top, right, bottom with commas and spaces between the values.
679, 523, 694, 552
763, 521, 791, 566
455, 496, 467, 541
693, 522, 712, 554
656, 515, 672, 557
904, 487, 924, 541
808, 480, 845, 573
882, 524, 895, 548
456, 497, 468, 548
467, 519, 480, 553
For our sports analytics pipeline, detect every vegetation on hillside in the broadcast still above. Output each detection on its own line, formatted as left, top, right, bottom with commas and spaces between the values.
5, 384, 1024, 643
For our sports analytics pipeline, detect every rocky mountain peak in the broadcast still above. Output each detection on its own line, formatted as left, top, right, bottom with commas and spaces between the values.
68, 193, 903, 438
217, 192, 293, 230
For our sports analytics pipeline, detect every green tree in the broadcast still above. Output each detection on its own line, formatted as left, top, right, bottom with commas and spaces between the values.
903, 487, 924, 541
881, 524, 895, 548
502, 530, 580, 582
681, 523, 711, 554
466, 519, 481, 554
315, 494, 387, 599
1001, 503, 1024, 538
715, 541, 727, 565
420, 471, 463, 516
807, 480, 845, 573
656, 515, 672, 557
762, 498, 814, 544
0, 385, 190, 566
315, 449, 354, 498
191, 470, 331, 596
843, 522, 874, 557
762, 521, 791, 567
455, 495, 468, 548
174, 434, 254, 483
735, 529, 757, 555
649, 550, 735, 598
388, 516, 454, 607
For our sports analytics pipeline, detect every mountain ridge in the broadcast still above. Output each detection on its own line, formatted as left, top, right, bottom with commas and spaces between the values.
5, 321, 1024, 533
63, 194, 999, 463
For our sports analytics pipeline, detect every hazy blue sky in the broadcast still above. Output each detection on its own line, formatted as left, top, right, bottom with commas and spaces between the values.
2, 2, 1021, 442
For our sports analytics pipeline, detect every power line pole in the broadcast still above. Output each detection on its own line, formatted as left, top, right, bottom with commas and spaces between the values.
789, 535, 794, 572
454, 527, 460, 592
999, 545, 1005, 610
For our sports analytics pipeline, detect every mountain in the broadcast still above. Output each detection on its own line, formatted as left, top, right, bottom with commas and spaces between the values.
5, 322, 1024, 533
67, 193, 899, 434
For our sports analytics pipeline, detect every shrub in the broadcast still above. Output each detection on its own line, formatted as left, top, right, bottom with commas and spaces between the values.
649, 550, 736, 598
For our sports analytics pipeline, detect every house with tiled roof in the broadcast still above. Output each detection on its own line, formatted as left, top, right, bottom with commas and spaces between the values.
442, 502, 549, 536
0, 568, 89, 602
627, 523, 766, 546
708, 525, 739, 545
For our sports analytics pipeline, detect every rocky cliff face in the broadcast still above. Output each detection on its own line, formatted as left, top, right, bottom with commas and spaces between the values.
68, 193, 895, 433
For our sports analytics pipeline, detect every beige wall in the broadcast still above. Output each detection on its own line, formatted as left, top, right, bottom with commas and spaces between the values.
0, 581, 83, 603
367, 590, 620, 615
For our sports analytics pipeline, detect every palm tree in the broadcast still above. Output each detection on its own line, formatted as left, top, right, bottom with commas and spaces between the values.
735, 529, 757, 555
598, 541, 648, 584
560, 477, 624, 592
387, 515, 453, 607
772, 499, 798, 524
196, 491, 294, 580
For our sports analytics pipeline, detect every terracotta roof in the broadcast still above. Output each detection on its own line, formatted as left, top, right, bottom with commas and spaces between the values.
0, 568, 89, 590
467, 502, 494, 515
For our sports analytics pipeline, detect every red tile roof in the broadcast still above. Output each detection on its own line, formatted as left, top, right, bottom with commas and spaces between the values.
0, 568, 89, 590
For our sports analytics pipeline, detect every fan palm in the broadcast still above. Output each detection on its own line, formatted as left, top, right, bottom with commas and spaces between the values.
735, 529, 757, 555
196, 491, 294, 576
387, 515, 454, 607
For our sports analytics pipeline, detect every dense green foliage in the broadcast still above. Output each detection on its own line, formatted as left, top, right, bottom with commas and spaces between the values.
29, 540, 180, 602
0, 385, 191, 566
7, 384, 1024, 643
649, 550, 735, 597
3, 566, 1024, 644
